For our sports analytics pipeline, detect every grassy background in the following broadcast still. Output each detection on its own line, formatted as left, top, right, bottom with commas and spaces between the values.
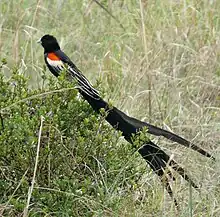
1, 0, 220, 216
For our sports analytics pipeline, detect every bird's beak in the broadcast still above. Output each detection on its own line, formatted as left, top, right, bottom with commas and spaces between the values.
37, 38, 41, 44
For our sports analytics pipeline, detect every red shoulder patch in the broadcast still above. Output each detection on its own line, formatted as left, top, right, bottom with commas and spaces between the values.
47, 52, 60, 61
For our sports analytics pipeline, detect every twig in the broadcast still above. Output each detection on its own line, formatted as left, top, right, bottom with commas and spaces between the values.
0, 112, 4, 133
1, 87, 77, 112
23, 116, 44, 217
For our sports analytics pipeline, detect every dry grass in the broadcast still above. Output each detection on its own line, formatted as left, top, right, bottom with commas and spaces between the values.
0, 0, 220, 216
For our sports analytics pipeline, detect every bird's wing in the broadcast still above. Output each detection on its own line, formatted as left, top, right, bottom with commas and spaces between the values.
54, 50, 100, 99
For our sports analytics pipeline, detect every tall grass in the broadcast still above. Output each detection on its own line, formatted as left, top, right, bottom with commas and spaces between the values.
0, 0, 220, 216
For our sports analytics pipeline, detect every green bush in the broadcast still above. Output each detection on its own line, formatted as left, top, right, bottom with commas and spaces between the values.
0, 62, 149, 216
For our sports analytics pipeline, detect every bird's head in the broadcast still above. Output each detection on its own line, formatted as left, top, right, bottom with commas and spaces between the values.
37, 34, 60, 52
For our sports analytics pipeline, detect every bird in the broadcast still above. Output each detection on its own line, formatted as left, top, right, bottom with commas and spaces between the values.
38, 34, 214, 208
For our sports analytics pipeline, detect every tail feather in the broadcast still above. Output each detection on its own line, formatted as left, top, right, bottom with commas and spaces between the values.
112, 108, 214, 160
139, 141, 198, 208
169, 160, 198, 189
146, 123, 214, 160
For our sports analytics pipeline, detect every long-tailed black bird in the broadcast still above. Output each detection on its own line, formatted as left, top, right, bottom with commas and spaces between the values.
38, 34, 214, 207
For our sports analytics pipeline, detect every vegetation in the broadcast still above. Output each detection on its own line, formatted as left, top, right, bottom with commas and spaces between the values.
0, 0, 220, 216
